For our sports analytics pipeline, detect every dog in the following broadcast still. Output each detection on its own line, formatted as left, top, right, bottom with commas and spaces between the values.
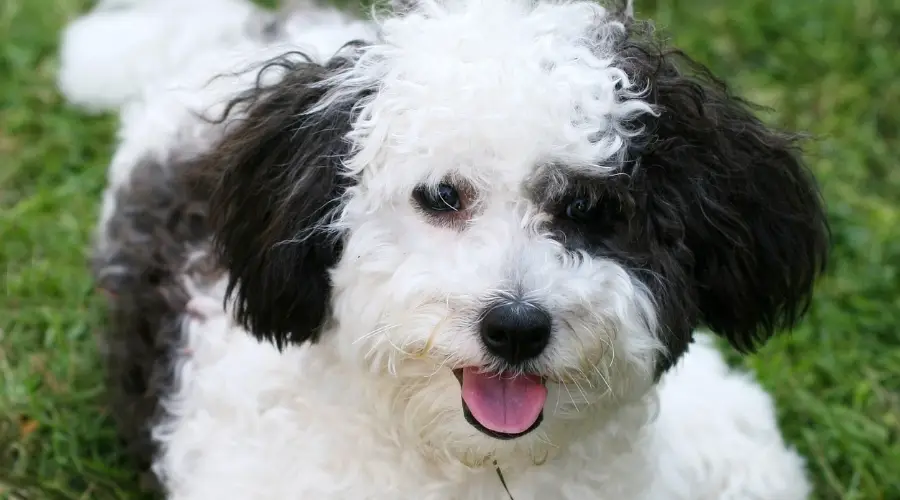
58, 0, 829, 497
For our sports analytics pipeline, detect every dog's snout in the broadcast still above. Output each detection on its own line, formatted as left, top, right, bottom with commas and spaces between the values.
480, 302, 552, 365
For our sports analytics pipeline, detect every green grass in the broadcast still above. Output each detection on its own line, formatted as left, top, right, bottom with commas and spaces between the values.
1, 0, 897, 498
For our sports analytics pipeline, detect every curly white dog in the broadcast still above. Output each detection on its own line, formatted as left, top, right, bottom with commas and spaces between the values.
58, 0, 829, 498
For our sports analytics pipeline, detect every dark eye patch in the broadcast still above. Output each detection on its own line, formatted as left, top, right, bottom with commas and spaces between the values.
548, 177, 629, 236
560, 191, 625, 229
523, 166, 636, 258
565, 197, 592, 221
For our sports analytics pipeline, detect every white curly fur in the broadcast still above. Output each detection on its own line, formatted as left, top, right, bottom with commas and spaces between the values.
60, 0, 812, 498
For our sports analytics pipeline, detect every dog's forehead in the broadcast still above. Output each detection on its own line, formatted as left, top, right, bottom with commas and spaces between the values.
340, 0, 650, 193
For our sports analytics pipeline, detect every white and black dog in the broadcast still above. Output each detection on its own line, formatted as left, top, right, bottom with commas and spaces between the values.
58, 0, 829, 497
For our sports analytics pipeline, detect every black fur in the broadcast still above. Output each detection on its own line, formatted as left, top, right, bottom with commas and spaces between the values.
542, 23, 829, 371
191, 50, 366, 349
93, 157, 217, 487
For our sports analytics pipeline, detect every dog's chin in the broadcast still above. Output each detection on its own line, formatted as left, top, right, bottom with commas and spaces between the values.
452, 368, 546, 440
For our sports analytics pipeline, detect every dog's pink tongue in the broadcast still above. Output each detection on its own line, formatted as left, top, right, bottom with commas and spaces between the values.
461, 368, 547, 434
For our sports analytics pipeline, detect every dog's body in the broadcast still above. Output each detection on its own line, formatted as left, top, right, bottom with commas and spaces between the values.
60, 0, 828, 498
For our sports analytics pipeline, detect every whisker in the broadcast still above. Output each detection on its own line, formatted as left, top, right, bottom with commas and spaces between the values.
426, 356, 452, 379
562, 382, 580, 413
592, 362, 613, 395
354, 323, 398, 344
571, 373, 590, 403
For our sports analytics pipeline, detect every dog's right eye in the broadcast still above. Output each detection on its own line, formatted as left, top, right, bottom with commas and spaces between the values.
413, 183, 462, 213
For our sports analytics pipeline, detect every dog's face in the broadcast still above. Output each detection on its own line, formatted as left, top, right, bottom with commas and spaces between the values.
202, 0, 828, 455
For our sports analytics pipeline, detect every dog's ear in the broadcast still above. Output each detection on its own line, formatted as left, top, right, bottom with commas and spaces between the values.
621, 37, 829, 352
193, 54, 360, 349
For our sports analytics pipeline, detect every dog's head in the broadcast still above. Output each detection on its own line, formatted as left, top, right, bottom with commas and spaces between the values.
202, 0, 827, 461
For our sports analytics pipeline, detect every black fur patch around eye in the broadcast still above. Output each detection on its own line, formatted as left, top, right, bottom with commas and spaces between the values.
533, 167, 699, 377
539, 175, 632, 255
534, 21, 828, 376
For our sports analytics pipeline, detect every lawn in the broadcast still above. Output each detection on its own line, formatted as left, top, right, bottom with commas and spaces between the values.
1, 0, 898, 498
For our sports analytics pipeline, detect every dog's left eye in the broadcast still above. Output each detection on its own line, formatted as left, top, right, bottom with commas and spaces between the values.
413, 183, 462, 213
565, 198, 593, 221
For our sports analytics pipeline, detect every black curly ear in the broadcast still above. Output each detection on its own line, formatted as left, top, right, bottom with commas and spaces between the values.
621, 35, 829, 352
193, 53, 363, 349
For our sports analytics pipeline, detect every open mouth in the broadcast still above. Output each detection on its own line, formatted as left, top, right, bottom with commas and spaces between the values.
453, 368, 547, 440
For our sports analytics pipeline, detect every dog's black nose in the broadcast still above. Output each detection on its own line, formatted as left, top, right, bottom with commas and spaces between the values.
480, 302, 552, 365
